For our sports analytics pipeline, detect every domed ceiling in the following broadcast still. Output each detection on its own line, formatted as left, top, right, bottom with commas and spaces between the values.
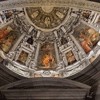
0, 0, 100, 78
26, 7, 69, 31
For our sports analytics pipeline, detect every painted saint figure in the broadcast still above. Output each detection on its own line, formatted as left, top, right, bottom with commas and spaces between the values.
44, 17, 51, 27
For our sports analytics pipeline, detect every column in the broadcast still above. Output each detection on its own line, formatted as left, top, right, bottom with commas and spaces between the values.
91, 12, 98, 24
11, 33, 26, 51
28, 26, 34, 34
34, 42, 40, 66
54, 42, 60, 64
69, 34, 90, 65
54, 30, 58, 39
61, 26, 66, 33
36, 30, 41, 39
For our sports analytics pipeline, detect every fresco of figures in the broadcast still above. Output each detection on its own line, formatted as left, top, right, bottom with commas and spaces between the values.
17, 50, 29, 65
0, 6, 100, 78
26, 7, 69, 29
37, 42, 56, 69
80, 10, 92, 22
73, 22, 100, 54
66, 50, 77, 65
0, 23, 21, 53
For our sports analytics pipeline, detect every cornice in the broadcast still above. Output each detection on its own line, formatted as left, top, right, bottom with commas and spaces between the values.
0, 0, 100, 12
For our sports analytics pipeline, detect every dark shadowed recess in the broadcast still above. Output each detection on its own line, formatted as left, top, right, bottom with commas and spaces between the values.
89, 0, 100, 3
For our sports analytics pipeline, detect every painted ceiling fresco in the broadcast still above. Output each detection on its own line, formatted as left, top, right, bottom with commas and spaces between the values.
26, 7, 69, 30
0, 5, 100, 78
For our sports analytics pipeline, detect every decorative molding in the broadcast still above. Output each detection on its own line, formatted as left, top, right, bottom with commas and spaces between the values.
0, 0, 100, 12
